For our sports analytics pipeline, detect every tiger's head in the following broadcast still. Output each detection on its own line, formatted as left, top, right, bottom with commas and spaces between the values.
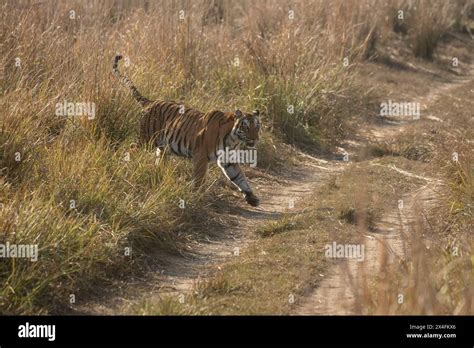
233, 109, 261, 148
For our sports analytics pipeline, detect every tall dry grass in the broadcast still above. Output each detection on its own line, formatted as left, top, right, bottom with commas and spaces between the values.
0, 0, 471, 314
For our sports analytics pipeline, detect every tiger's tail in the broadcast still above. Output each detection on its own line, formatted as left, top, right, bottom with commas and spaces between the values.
113, 55, 152, 107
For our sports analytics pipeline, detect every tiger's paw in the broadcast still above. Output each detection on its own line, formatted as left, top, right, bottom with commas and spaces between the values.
244, 192, 260, 207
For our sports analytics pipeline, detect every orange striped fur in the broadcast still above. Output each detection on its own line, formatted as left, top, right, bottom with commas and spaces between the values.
113, 55, 261, 206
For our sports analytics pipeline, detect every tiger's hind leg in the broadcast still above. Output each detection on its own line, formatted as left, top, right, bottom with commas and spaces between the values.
153, 134, 170, 166
154, 146, 167, 166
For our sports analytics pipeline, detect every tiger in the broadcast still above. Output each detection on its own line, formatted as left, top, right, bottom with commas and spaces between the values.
113, 55, 261, 207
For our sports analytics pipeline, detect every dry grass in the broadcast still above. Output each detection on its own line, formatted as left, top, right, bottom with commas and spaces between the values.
348, 67, 474, 315
0, 0, 472, 314
131, 156, 426, 315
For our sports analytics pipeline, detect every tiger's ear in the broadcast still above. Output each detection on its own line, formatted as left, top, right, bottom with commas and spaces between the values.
235, 109, 243, 119
253, 109, 260, 116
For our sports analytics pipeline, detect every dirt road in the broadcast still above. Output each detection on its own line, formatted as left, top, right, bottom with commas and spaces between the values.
294, 70, 473, 315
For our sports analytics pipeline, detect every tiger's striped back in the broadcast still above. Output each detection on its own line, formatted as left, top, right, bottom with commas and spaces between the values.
140, 101, 202, 157
140, 101, 235, 160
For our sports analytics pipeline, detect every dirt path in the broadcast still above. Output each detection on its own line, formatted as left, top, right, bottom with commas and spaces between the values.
294, 71, 473, 315
78, 154, 343, 314
78, 59, 473, 316
295, 172, 440, 315
153, 156, 343, 300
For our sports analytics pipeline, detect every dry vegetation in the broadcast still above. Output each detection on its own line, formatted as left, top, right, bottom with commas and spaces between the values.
356, 79, 473, 315
0, 0, 473, 314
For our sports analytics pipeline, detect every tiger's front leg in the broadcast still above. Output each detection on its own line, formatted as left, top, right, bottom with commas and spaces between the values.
217, 160, 260, 207
192, 152, 209, 189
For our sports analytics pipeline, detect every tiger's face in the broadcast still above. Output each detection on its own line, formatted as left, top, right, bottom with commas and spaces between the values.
234, 109, 261, 148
